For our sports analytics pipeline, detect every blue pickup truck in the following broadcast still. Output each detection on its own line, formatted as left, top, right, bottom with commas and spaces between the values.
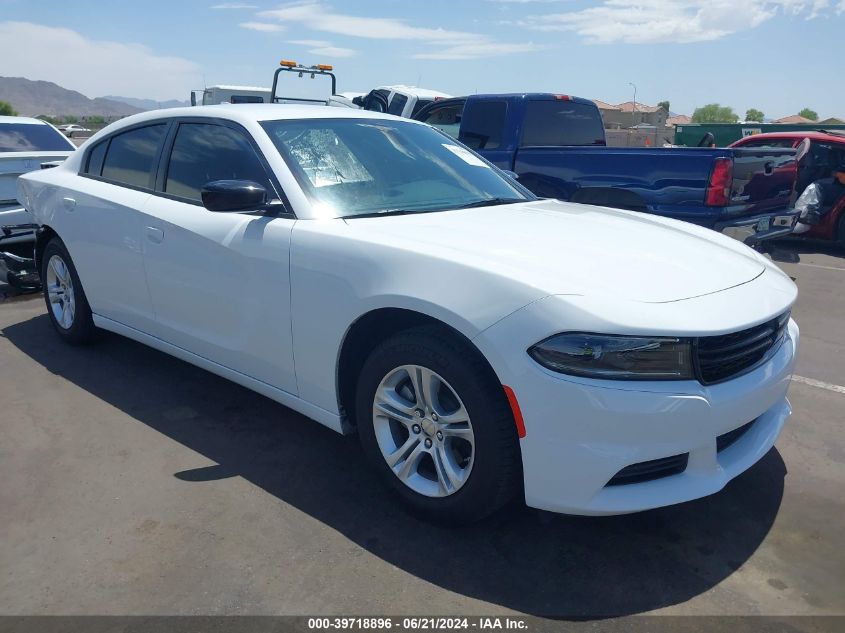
412, 93, 798, 242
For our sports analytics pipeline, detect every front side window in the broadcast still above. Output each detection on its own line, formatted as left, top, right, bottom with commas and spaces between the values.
459, 101, 506, 150
0, 123, 75, 152
165, 123, 273, 202
262, 118, 533, 218
388, 93, 409, 117
101, 124, 166, 189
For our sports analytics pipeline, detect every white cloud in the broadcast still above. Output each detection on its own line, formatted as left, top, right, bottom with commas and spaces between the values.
0, 21, 199, 100
519, 0, 841, 43
211, 3, 258, 8
309, 46, 357, 58
414, 41, 546, 60
240, 21, 285, 32
287, 39, 357, 57
258, 1, 541, 59
259, 2, 484, 42
288, 39, 331, 47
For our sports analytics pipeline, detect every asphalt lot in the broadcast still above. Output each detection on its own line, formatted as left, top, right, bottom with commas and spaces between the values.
0, 238, 843, 619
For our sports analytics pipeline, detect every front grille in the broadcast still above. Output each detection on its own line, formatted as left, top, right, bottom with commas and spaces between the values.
717, 419, 756, 452
695, 312, 790, 385
606, 453, 689, 486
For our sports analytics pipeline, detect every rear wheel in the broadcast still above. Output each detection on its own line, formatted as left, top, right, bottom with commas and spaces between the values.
356, 326, 521, 524
40, 238, 96, 344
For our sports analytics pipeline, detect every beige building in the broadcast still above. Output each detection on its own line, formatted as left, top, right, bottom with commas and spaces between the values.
592, 100, 668, 129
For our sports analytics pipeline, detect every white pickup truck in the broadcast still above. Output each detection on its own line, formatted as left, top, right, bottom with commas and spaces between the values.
354, 85, 453, 118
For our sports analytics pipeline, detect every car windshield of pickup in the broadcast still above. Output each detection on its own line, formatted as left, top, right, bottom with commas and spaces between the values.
0, 123, 75, 152
262, 118, 533, 218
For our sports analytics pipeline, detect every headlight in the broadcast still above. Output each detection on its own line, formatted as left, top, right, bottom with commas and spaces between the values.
528, 333, 693, 380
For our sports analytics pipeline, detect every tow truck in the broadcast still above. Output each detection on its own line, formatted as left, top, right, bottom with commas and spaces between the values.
190, 60, 357, 109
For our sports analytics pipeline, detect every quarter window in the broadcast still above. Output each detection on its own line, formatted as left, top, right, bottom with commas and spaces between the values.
85, 140, 107, 176
164, 123, 272, 202
101, 124, 166, 189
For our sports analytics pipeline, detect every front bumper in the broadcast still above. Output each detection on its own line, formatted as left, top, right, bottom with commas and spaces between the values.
714, 209, 799, 247
477, 310, 798, 516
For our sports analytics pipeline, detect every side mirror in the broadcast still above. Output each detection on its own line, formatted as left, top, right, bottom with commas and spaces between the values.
201, 180, 267, 213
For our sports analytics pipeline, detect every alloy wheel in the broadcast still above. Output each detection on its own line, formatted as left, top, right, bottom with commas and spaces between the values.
372, 365, 475, 497
45, 254, 76, 330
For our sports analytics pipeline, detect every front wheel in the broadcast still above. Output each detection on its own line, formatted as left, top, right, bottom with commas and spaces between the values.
356, 326, 522, 524
40, 238, 96, 344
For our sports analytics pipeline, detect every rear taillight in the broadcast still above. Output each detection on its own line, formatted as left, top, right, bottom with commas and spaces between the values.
705, 158, 733, 206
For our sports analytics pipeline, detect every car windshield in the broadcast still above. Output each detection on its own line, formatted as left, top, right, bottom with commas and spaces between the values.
261, 118, 534, 217
0, 123, 75, 152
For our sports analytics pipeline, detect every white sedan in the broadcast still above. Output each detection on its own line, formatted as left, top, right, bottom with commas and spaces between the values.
17, 105, 799, 523
56, 124, 92, 137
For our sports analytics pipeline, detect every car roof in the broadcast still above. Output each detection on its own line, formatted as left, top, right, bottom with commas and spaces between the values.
378, 85, 452, 99
0, 115, 50, 126
737, 131, 845, 143
90, 104, 422, 138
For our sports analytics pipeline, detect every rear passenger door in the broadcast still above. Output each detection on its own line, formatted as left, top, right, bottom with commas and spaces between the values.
139, 119, 298, 394
67, 123, 166, 330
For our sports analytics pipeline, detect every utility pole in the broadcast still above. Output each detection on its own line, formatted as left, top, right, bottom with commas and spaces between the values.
628, 82, 637, 126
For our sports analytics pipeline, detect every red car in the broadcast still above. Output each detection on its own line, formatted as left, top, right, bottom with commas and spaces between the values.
731, 131, 845, 247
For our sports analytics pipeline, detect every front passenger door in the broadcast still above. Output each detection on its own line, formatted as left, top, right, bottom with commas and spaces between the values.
140, 120, 298, 395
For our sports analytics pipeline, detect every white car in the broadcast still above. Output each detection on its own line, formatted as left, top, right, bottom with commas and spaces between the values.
17, 105, 799, 523
56, 124, 92, 137
1, 116, 75, 248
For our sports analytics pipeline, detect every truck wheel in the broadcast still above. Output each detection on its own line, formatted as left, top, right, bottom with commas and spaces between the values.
355, 326, 522, 524
40, 238, 96, 344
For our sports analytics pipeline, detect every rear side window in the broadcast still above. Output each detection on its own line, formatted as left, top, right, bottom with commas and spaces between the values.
101, 124, 166, 189
85, 141, 107, 176
0, 123, 75, 152
521, 101, 606, 147
459, 101, 506, 150
388, 93, 409, 116
164, 123, 272, 202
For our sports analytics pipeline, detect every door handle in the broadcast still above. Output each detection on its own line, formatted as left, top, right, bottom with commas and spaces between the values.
62, 197, 76, 212
145, 226, 164, 244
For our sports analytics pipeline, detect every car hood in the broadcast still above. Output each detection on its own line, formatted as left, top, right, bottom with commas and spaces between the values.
343, 199, 767, 304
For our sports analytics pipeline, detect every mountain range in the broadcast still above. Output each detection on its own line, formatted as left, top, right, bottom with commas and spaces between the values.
0, 77, 186, 118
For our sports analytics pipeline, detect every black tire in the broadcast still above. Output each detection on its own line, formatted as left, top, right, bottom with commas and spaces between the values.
356, 325, 522, 524
40, 237, 97, 344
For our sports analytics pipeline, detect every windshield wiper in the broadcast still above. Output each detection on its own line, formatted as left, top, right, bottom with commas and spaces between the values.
451, 197, 526, 210
346, 208, 419, 219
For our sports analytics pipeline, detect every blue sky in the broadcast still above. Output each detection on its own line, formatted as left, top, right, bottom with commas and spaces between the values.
0, 0, 843, 118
